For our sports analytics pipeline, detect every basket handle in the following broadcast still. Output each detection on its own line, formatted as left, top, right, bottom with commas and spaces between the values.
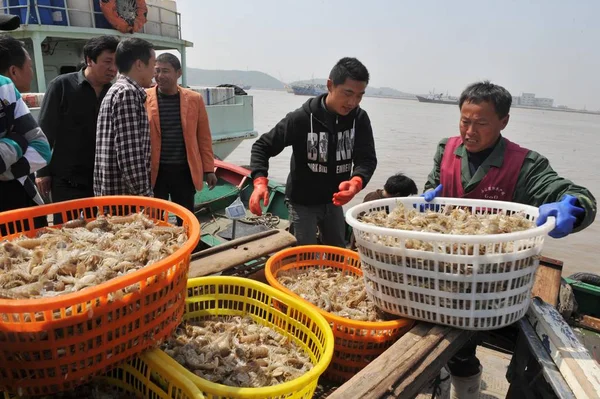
540, 215, 557, 237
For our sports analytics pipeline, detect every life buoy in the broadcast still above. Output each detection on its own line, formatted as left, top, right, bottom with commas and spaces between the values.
100, 0, 148, 34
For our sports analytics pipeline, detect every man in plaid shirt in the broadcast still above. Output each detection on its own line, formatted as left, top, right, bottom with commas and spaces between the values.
94, 38, 156, 197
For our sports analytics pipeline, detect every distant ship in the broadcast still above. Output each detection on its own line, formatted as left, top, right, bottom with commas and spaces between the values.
242, 85, 251, 90
416, 91, 459, 105
291, 83, 328, 96
283, 84, 294, 94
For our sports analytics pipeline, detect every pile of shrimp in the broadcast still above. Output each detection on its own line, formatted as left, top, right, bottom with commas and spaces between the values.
361, 202, 534, 235
0, 212, 187, 300
162, 316, 313, 388
277, 267, 386, 322
359, 202, 535, 255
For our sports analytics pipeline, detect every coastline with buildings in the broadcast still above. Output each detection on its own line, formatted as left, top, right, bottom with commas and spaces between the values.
415, 90, 599, 115
511, 93, 599, 115
513, 92, 554, 108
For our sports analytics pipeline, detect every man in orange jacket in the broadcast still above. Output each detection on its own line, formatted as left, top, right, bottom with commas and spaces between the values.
146, 53, 217, 223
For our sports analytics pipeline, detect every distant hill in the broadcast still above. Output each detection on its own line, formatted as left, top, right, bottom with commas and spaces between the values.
366, 86, 415, 99
186, 68, 285, 90
184, 69, 415, 99
290, 79, 415, 99
289, 79, 329, 86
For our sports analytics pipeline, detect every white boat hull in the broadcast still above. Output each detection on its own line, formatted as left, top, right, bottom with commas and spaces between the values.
28, 94, 257, 162
205, 94, 258, 159
211, 131, 257, 160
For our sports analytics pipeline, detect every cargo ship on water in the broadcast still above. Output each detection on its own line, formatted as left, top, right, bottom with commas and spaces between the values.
291, 83, 328, 96
415, 91, 459, 105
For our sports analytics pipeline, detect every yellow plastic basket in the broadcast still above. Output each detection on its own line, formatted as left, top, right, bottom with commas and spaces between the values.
3, 351, 204, 399
153, 276, 335, 399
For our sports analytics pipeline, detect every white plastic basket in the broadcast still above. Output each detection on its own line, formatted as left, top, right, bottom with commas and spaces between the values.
346, 197, 555, 331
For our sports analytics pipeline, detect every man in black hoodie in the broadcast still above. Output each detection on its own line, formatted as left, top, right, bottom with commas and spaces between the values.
250, 57, 377, 247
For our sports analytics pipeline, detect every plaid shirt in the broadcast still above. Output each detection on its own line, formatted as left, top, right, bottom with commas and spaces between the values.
94, 75, 152, 197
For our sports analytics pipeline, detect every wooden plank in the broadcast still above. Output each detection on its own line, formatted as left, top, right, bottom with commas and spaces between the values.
386, 327, 474, 398
246, 268, 268, 284
531, 256, 563, 306
526, 297, 600, 399
327, 323, 434, 399
575, 315, 600, 334
188, 230, 296, 278
328, 323, 473, 399
191, 230, 278, 260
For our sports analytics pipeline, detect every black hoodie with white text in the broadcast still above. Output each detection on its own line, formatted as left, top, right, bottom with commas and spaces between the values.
250, 93, 377, 206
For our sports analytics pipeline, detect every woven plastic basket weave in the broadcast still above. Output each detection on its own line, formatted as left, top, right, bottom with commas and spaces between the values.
265, 246, 414, 382
0, 196, 200, 396
154, 276, 335, 399
346, 197, 555, 330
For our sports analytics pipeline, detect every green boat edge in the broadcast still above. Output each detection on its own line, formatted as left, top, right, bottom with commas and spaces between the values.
192, 160, 353, 250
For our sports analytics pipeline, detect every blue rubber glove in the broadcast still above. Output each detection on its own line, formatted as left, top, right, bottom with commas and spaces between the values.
536, 195, 585, 239
422, 184, 443, 202
417, 184, 443, 212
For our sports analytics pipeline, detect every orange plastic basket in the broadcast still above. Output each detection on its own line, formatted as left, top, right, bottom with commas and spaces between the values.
265, 245, 415, 383
0, 196, 200, 397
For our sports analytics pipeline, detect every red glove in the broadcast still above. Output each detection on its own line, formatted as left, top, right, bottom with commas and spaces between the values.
249, 177, 270, 216
333, 176, 363, 206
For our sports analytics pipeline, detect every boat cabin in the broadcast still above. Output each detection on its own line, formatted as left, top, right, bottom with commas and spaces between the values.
1, 0, 257, 160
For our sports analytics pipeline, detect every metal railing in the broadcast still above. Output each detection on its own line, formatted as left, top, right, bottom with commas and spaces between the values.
0, 0, 182, 39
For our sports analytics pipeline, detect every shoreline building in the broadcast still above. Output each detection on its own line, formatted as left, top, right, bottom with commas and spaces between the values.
512, 93, 554, 108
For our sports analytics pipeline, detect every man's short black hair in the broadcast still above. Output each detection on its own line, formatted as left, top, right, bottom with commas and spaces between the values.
115, 38, 154, 73
156, 52, 181, 71
459, 81, 512, 119
329, 57, 370, 86
83, 35, 119, 63
384, 173, 418, 197
0, 34, 27, 75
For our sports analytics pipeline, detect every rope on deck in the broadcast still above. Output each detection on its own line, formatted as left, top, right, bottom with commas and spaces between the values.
239, 213, 281, 229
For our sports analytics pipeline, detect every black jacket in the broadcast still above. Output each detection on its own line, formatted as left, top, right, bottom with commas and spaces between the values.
37, 69, 111, 187
251, 94, 377, 205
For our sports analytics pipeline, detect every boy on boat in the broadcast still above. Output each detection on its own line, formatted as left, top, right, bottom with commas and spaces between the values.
349, 172, 418, 250
363, 172, 418, 202
249, 57, 377, 247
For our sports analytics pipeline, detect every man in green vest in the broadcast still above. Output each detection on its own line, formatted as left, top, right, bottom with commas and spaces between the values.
422, 80, 596, 397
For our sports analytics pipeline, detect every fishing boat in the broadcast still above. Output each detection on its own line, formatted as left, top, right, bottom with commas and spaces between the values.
193, 160, 291, 249
2, 4, 599, 397
291, 82, 327, 96
284, 83, 294, 93
4, 0, 257, 161
1, 0, 278, 246
416, 90, 459, 105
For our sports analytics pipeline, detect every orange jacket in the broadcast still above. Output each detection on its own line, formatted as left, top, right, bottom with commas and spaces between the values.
145, 86, 215, 191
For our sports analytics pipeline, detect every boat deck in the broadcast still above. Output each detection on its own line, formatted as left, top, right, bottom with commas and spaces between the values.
311, 328, 512, 399
195, 207, 290, 250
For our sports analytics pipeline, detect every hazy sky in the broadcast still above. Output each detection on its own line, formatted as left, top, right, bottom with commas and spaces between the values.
177, 0, 600, 110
